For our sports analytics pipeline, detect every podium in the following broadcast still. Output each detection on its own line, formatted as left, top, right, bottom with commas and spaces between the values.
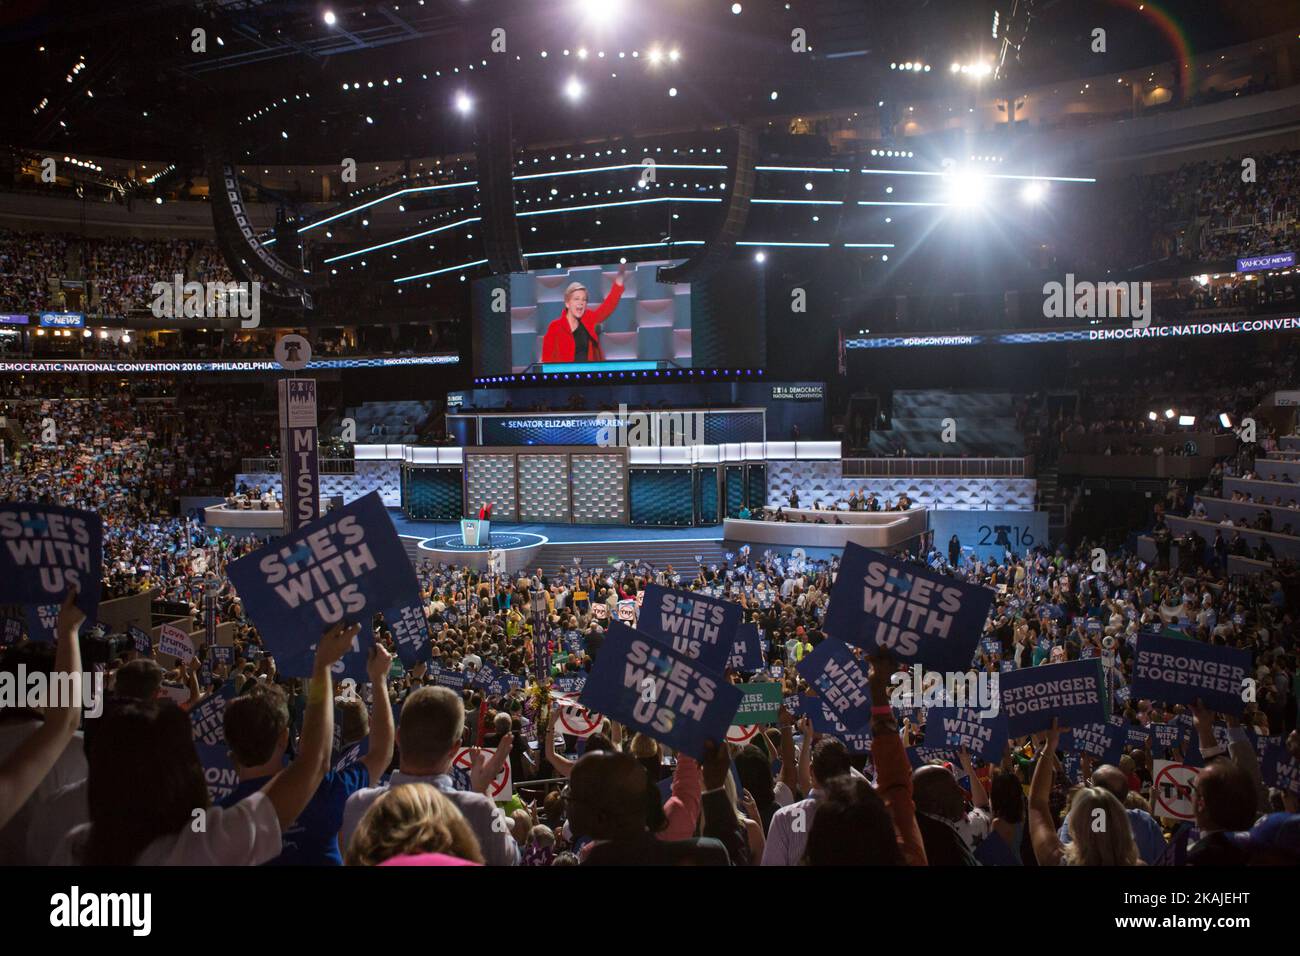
460, 518, 490, 547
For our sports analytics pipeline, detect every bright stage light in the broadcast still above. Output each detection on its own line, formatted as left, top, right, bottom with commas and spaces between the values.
754, 251, 766, 263
669, 48, 680, 61
1021, 180, 1046, 203
1164, 408, 1176, 419
565, 77, 584, 100
323, 10, 336, 26
648, 47, 663, 64
1219, 413, 1233, 428
455, 91, 472, 113
1148, 411, 1158, 421
732, 3, 742, 13
668, 87, 678, 97
1178, 415, 1196, 426
945, 169, 986, 208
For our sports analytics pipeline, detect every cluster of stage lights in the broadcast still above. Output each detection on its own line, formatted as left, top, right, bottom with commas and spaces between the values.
61, 155, 103, 173
870, 149, 914, 158
475, 368, 765, 386
890, 62, 931, 72
1147, 409, 1203, 428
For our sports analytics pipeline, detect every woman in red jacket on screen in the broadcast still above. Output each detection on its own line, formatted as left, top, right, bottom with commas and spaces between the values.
540, 262, 626, 362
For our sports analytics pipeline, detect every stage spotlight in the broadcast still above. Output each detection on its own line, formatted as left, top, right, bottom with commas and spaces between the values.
770, 91, 778, 100
578, 47, 588, 59
455, 91, 472, 113
669, 48, 680, 61
648, 47, 663, 64
754, 251, 766, 263
1178, 415, 1196, 427
1219, 413, 1233, 428
945, 169, 986, 208
732, 2, 742, 11
565, 77, 584, 100
1148, 411, 1158, 421
1164, 408, 1176, 419
323, 10, 337, 26
121, 333, 131, 343
1021, 181, 1046, 203
668, 87, 678, 96
154, 197, 163, 205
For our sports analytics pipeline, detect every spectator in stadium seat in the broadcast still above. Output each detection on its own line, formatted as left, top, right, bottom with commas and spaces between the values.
570, 743, 735, 865
343, 783, 484, 866
218, 641, 393, 866
1029, 723, 1140, 866
340, 686, 519, 865
52, 623, 357, 865
1055, 763, 1167, 865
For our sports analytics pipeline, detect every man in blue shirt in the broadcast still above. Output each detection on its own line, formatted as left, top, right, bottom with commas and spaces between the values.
219, 643, 395, 865
1056, 763, 1167, 865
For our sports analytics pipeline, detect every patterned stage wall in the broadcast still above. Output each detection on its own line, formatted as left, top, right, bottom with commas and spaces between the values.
570, 453, 627, 524
518, 454, 570, 523
466, 454, 518, 521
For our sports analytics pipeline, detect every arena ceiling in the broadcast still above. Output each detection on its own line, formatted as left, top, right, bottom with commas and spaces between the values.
1, 1, 1290, 170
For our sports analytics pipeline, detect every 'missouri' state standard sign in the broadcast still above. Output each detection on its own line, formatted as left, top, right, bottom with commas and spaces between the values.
1129, 633, 1251, 716
578, 621, 741, 760
823, 543, 994, 673
226, 492, 423, 679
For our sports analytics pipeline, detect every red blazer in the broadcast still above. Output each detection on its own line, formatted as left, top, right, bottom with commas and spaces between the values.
540, 281, 623, 362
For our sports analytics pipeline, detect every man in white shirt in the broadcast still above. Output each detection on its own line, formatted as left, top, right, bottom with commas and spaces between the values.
341, 687, 519, 865
761, 738, 852, 865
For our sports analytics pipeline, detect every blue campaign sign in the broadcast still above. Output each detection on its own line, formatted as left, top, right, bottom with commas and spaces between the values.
1261, 751, 1300, 795
906, 746, 955, 770
384, 600, 433, 665
1125, 724, 1151, 748
795, 637, 875, 734
578, 621, 741, 761
553, 674, 587, 694
998, 658, 1106, 738
469, 661, 500, 690
1130, 634, 1251, 715
562, 630, 587, 657
0, 504, 102, 623
209, 645, 234, 665
1150, 722, 1187, 751
725, 622, 766, 672
637, 584, 742, 672
24, 603, 61, 643
803, 693, 863, 737
191, 680, 240, 803
226, 492, 422, 678
924, 706, 1009, 763
823, 543, 994, 673
428, 665, 467, 692
128, 625, 152, 656
1070, 721, 1125, 764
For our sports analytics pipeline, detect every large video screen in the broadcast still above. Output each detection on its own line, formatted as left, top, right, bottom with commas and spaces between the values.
474, 260, 692, 375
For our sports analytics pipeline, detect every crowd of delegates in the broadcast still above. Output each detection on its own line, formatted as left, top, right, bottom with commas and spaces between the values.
0, 229, 239, 316
2, 514, 1297, 866
1079, 147, 1300, 271
0, 230, 67, 313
